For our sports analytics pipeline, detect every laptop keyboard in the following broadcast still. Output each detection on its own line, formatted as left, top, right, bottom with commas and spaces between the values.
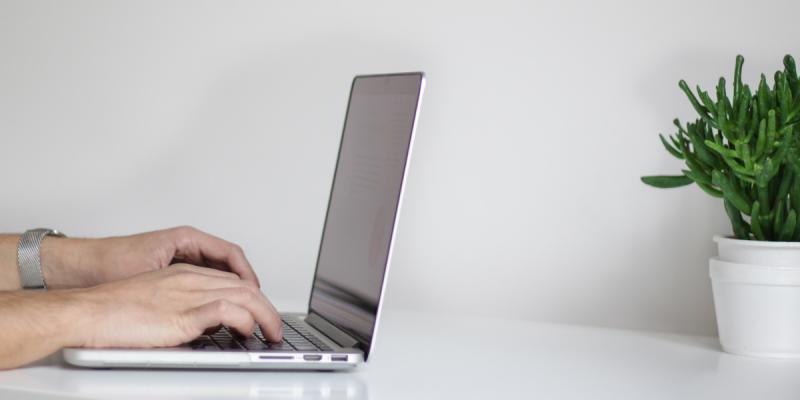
188, 317, 332, 352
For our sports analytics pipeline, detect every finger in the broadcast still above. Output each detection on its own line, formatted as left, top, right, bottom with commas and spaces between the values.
169, 267, 258, 291
168, 263, 246, 283
169, 227, 261, 287
201, 287, 282, 342
185, 299, 256, 338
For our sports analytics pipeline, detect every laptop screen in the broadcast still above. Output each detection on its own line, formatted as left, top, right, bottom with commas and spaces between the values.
308, 73, 424, 356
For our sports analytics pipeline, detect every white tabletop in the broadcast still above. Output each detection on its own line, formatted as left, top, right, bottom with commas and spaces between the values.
2, 308, 800, 400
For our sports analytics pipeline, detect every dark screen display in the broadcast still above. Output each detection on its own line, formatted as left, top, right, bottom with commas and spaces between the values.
309, 73, 423, 351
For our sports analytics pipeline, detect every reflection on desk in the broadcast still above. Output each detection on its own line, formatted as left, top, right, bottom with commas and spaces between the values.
4, 356, 365, 400
3, 308, 800, 399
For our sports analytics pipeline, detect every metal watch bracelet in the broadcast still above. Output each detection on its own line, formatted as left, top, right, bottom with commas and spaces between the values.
17, 228, 66, 290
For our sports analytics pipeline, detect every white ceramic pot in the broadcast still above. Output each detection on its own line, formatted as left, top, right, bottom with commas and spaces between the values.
711, 235, 800, 357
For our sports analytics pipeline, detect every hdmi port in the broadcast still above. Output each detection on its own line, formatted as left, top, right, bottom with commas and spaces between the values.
303, 355, 323, 361
331, 355, 348, 362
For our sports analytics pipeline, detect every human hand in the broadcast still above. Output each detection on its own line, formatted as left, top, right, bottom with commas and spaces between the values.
69, 264, 282, 348
40, 226, 259, 289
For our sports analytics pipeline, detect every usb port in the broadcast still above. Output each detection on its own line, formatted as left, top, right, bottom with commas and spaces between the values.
303, 355, 323, 361
331, 355, 348, 362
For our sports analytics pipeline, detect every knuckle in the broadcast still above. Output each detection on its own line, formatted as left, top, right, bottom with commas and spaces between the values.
214, 300, 230, 314
174, 225, 198, 237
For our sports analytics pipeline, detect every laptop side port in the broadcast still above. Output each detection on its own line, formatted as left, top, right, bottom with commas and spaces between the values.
331, 355, 348, 362
303, 355, 323, 361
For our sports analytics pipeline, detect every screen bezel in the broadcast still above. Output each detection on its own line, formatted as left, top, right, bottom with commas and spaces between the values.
306, 72, 425, 360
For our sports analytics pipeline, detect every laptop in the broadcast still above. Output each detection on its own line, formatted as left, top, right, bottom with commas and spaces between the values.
63, 72, 426, 370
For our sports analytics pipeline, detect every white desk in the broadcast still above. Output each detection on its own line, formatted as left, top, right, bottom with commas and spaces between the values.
2, 309, 800, 399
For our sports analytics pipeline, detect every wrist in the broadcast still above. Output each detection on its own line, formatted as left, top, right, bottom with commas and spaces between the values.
40, 237, 97, 289
49, 289, 95, 348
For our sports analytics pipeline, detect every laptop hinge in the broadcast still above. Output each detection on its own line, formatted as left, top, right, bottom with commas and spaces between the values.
305, 313, 360, 348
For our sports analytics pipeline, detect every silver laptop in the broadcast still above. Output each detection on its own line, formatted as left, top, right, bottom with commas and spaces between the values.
64, 72, 426, 370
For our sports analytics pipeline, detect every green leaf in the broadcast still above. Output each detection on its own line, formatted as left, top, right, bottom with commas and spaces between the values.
734, 86, 751, 137
758, 74, 771, 120
754, 118, 767, 159
725, 199, 750, 239
697, 88, 717, 120
784, 54, 799, 95
683, 169, 712, 186
788, 94, 800, 122
777, 72, 791, 123
734, 55, 744, 101
774, 199, 786, 236
766, 109, 777, 154
704, 140, 739, 159
679, 80, 716, 127
775, 169, 794, 209
641, 175, 693, 188
688, 126, 717, 167
697, 181, 724, 198
751, 202, 766, 240
756, 157, 781, 188
659, 134, 684, 159
716, 78, 731, 134
719, 154, 755, 177
713, 170, 752, 215
779, 209, 797, 241
791, 172, 800, 214
758, 182, 771, 215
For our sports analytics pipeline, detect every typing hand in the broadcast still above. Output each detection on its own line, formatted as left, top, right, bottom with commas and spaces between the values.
39, 226, 260, 289
72, 264, 282, 348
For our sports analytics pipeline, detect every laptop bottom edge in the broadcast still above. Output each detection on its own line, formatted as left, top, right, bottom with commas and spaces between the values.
62, 348, 363, 370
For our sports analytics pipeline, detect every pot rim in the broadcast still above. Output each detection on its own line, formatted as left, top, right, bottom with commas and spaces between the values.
714, 234, 800, 248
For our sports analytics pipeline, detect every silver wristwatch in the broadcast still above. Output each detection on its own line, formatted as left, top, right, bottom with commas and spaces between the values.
17, 228, 66, 290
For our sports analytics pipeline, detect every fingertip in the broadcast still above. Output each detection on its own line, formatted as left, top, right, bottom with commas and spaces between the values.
269, 321, 283, 342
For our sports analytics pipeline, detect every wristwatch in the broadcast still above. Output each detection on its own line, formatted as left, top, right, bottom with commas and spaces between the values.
17, 228, 66, 290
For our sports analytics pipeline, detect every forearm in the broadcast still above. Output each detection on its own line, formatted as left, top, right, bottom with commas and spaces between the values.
0, 290, 88, 369
0, 235, 21, 291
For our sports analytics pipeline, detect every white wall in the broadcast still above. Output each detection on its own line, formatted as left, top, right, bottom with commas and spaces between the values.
2, 0, 798, 335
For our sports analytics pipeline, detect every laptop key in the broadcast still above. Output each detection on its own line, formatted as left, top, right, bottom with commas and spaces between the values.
239, 337, 268, 351
212, 336, 245, 350
267, 342, 294, 351
189, 336, 220, 351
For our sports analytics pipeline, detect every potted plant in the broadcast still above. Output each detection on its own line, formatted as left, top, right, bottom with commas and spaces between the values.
642, 55, 800, 358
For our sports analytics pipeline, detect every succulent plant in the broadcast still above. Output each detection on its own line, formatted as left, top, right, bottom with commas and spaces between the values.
642, 55, 800, 241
